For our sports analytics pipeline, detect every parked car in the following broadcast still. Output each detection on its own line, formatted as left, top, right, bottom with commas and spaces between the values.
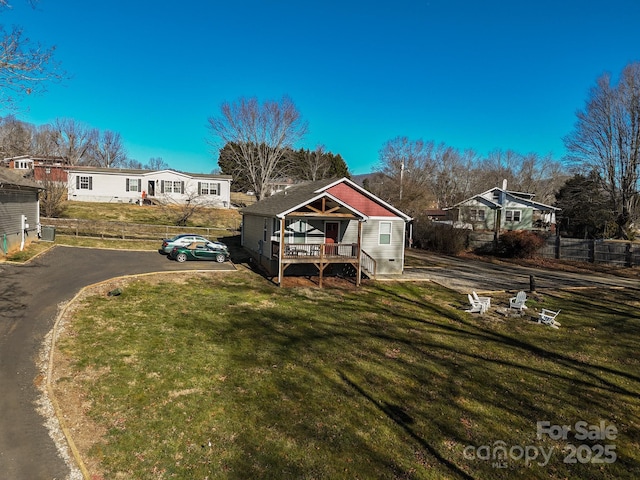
159, 234, 227, 254
168, 241, 230, 263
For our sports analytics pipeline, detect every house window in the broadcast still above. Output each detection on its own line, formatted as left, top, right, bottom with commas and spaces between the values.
77, 176, 93, 190
198, 182, 220, 196
470, 209, 485, 221
263, 218, 268, 242
505, 210, 521, 222
126, 178, 141, 192
15, 160, 31, 169
286, 219, 307, 243
379, 221, 392, 245
161, 180, 185, 194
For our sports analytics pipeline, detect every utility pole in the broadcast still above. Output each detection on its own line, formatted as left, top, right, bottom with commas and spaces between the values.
399, 160, 405, 201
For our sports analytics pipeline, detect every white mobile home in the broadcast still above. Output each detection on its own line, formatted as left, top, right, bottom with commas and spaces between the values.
66, 167, 232, 207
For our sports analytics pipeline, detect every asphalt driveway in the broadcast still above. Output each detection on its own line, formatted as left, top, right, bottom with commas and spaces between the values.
390, 250, 640, 292
0, 245, 235, 479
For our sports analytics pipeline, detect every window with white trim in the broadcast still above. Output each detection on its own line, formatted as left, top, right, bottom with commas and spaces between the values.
126, 178, 141, 192
198, 182, 220, 195
505, 210, 521, 222
379, 221, 392, 245
470, 209, 485, 221
15, 160, 32, 169
77, 175, 93, 190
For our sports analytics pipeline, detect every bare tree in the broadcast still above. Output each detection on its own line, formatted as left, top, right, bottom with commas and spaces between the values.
38, 170, 67, 217
32, 122, 58, 156
429, 146, 477, 208
377, 137, 436, 213
296, 145, 332, 181
145, 157, 169, 170
90, 129, 127, 168
51, 118, 94, 165
122, 158, 143, 169
0, 1, 63, 108
564, 62, 640, 238
207, 96, 308, 200
0, 114, 32, 156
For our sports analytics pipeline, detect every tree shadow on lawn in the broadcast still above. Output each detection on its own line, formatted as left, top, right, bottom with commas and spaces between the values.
203, 279, 640, 478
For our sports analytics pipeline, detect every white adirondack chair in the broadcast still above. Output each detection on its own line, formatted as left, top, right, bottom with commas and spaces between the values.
538, 309, 561, 328
472, 291, 491, 310
509, 291, 528, 312
466, 294, 487, 314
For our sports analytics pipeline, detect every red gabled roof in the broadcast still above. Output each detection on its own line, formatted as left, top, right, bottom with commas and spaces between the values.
326, 182, 397, 217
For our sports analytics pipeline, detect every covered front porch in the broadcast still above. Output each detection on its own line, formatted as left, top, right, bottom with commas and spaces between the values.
271, 239, 376, 287
270, 194, 377, 287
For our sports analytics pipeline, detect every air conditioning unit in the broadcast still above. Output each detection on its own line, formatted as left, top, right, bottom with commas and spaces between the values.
40, 226, 56, 242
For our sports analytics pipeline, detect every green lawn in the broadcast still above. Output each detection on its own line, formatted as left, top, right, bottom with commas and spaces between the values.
55, 270, 640, 479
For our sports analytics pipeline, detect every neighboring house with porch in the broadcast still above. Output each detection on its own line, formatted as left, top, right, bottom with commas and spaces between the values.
446, 184, 559, 233
241, 177, 412, 286
66, 166, 232, 207
0, 168, 42, 255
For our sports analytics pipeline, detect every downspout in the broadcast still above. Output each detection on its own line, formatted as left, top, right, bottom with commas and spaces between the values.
278, 217, 285, 287
20, 214, 27, 251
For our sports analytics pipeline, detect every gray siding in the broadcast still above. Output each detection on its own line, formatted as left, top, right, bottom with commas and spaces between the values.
242, 214, 407, 276
360, 219, 405, 274
0, 187, 40, 254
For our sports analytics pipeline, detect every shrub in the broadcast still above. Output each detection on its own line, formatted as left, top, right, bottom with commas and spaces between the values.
413, 216, 469, 255
496, 230, 545, 258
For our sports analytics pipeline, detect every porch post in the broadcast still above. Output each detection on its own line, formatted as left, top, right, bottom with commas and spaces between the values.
278, 217, 285, 287
356, 219, 363, 287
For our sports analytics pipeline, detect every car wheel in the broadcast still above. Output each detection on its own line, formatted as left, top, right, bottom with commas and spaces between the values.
176, 252, 188, 263
215, 253, 226, 263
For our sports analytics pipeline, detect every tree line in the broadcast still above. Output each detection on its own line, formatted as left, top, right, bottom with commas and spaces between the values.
0, 116, 168, 170
208, 62, 640, 240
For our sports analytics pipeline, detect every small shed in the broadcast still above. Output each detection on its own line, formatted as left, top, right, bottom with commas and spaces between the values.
0, 169, 42, 255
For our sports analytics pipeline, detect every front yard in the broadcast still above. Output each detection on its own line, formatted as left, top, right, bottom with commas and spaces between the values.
52, 269, 640, 479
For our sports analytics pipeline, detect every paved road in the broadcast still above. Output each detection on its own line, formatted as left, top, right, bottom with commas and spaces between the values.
0, 246, 235, 480
397, 250, 640, 292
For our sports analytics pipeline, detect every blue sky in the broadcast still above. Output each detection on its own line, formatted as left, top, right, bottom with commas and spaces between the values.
4, 0, 640, 175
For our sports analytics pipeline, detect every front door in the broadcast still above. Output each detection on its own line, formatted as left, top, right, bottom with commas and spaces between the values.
325, 222, 339, 243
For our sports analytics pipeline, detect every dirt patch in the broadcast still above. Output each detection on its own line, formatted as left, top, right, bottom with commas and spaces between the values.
280, 275, 367, 290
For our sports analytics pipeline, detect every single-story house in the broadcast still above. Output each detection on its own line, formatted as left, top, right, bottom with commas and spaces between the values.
446, 183, 559, 233
66, 166, 232, 207
2, 155, 71, 183
3, 156, 234, 208
241, 177, 412, 286
0, 168, 42, 254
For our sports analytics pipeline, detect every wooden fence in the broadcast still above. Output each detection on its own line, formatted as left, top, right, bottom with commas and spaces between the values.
468, 231, 640, 267
538, 236, 640, 267
41, 217, 239, 241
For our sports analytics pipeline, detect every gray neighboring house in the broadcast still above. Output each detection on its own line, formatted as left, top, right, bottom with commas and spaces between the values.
241, 177, 412, 286
446, 184, 559, 234
0, 168, 42, 255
